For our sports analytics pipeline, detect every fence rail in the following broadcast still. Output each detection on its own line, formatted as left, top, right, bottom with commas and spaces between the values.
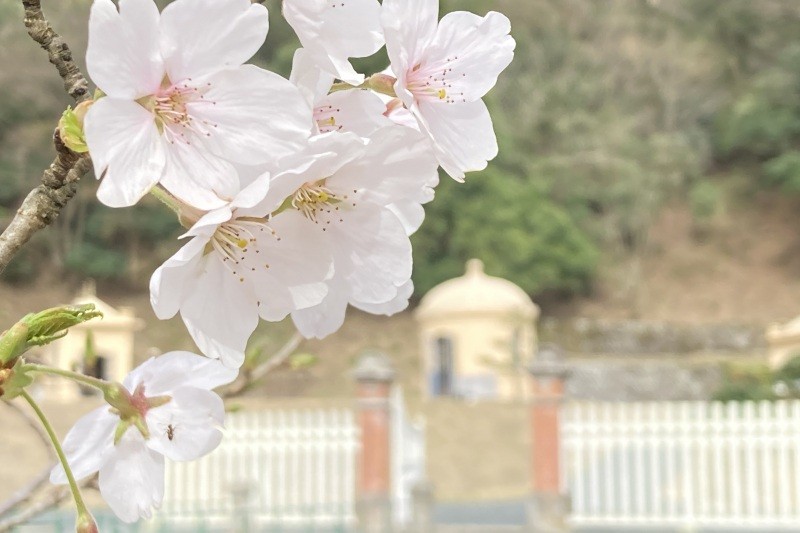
160, 408, 359, 527
563, 400, 800, 528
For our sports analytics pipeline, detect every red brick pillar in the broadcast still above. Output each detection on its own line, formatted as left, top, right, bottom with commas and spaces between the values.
527, 344, 571, 532
354, 351, 395, 532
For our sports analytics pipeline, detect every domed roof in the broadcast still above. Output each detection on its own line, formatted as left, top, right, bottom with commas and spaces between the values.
69, 280, 144, 330
415, 259, 539, 321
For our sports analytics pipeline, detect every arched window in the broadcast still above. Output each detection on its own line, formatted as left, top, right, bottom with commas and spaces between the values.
432, 337, 454, 397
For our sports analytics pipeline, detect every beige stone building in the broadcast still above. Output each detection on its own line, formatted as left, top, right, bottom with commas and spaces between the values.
36, 281, 143, 401
415, 259, 540, 401
766, 315, 800, 369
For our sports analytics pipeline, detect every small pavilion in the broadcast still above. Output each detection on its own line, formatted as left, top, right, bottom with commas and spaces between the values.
415, 259, 540, 401
39, 281, 144, 401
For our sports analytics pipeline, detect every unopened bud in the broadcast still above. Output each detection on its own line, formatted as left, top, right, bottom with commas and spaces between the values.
58, 100, 93, 153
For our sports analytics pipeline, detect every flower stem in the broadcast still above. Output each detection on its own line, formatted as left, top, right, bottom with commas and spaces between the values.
149, 185, 183, 215
23, 363, 110, 392
328, 74, 398, 98
19, 390, 92, 521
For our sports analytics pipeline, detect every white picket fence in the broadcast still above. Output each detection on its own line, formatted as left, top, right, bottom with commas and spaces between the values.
562, 400, 800, 529
391, 387, 427, 526
160, 408, 359, 527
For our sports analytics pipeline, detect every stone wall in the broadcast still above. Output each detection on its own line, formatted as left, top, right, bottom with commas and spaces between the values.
542, 318, 765, 355
566, 356, 727, 401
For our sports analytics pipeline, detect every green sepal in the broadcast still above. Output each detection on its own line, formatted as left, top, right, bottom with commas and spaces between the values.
0, 358, 34, 399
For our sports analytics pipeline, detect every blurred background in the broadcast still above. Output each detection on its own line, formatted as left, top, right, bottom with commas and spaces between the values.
3, 0, 800, 531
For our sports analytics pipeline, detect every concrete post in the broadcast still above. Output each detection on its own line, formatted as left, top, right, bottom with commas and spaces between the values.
354, 350, 396, 533
411, 481, 436, 533
527, 343, 571, 532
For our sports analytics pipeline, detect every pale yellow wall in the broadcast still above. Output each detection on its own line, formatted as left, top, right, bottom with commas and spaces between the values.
419, 312, 537, 401
45, 324, 136, 401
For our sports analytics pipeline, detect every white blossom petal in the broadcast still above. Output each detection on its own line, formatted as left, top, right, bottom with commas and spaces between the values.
283, 0, 383, 85
352, 279, 414, 315
50, 407, 116, 484
314, 89, 393, 137
290, 47, 336, 107
124, 351, 238, 395
146, 387, 225, 461
180, 255, 258, 368
98, 432, 164, 523
149, 235, 208, 320
328, 126, 439, 206
250, 210, 333, 321
87, 0, 163, 99
160, 0, 269, 82
187, 66, 313, 166
382, 0, 439, 79
425, 11, 515, 102
85, 98, 165, 208
291, 283, 349, 339
415, 99, 497, 181
158, 134, 239, 210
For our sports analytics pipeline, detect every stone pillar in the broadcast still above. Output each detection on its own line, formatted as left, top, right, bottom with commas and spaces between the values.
354, 351, 395, 533
527, 344, 571, 532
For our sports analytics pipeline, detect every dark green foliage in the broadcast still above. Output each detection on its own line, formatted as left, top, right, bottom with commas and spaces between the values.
65, 242, 127, 280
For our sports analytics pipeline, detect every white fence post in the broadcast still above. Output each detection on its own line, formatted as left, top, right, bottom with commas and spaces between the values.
563, 399, 800, 529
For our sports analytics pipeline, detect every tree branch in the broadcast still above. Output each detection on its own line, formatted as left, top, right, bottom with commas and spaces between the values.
0, 486, 69, 533
21, 0, 89, 103
223, 332, 303, 397
0, 133, 91, 275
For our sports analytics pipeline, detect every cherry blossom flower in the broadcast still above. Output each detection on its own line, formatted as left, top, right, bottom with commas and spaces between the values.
382, 0, 515, 181
255, 127, 438, 339
84, 0, 312, 209
290, 48, 392, 137
283, 0, 384, 85
150, 175, 332, 368
51, 352, 237, 523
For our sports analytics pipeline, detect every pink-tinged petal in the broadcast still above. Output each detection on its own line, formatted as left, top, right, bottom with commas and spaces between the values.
149, 235, 207, 320
416, 99, 498, 181
160, 0, 269, 82
284, 0, 383, 85
85, 98, 165, 208
382, 0, 439, 81
328, 126, 439, 206
315, 90, 393, 137
291, 282, 349, 339
87, 0, 163, 99
249, 210, 333, 321
159, 134, 239, 210
99, 432, 164, 523
352, 279, 414, 315
290, 48, 335, 108
180, 255, 258, 368
125, 352, 238, 395
50, 407, 116, 484
146, 387, 225, 461
187, 66, 313, 166
425, 11, 515, 102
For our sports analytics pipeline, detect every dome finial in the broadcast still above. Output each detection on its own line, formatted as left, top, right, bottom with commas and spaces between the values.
466, 258, 485, 277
